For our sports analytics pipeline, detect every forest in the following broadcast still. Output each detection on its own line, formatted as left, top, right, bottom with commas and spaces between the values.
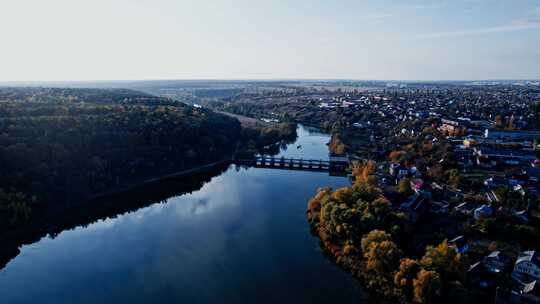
0, 88, 297, 230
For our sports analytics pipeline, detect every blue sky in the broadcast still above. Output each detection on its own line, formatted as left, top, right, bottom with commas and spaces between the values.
0, 0, 539, 81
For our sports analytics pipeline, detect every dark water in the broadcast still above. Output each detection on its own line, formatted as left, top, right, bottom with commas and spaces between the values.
0, 125, 364, 304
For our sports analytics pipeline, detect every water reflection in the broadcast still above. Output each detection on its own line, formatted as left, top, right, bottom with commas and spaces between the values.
0, 125, 365, 304
274, 125, 330, 160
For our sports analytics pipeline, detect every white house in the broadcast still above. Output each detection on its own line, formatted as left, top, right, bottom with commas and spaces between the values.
512, 251, 540, 283
474, 204, 493, 220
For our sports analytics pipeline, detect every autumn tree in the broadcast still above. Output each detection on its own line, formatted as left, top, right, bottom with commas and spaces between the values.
307, 187, 332, 225
361, 230, 402, 296
352, 160, 376, 186
394, 258, 421, 302
494, 115, 504, 128
389, 150, 406, 162
413, 269, 441, 303
331, 187, 354, 205
420, 240, 465, 282
329, 134, 346, 155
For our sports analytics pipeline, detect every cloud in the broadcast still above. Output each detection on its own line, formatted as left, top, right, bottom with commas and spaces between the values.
415, 18, 540, 39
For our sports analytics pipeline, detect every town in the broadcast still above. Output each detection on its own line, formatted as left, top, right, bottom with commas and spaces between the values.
201, 81, 540, 303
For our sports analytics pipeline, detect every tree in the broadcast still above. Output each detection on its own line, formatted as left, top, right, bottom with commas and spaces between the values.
427, 165, 443, 181
329, 134, 346, 154
420, 240, 464, 281
398, 178, 413, 196
494, 115, 504, 128
331, 187, 354, 205
413, 269, 441, 303
0, 190, 31, 225
507, 115, 515, 130
389, 150, 406, 162
307, 187, 332, 225
352, 160, 376, 186
361, 229, 392, 252
445, 169, 461, 188
370, 197, 392, 220
395, 258, 421, 301
361, 230, 403, 296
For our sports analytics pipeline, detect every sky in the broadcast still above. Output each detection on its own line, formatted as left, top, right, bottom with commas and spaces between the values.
1, 0, 539, 81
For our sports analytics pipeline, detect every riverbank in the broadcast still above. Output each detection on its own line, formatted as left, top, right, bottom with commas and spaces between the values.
0, 122, 299, 269
0, 160, 232, 269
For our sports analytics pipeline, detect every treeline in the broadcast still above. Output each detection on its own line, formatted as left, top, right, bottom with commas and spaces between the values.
0, 87, 174, 105
207, 100, 346, 132
237, 122, 297, 157
0, 88, 243, 228
307, 162, 469, 303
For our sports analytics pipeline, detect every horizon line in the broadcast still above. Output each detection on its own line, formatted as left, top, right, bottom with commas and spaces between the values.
1, 78, 539, 84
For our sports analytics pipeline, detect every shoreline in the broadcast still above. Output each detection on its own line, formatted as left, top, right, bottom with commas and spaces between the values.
0, 159, 233, 270
84, 158, 233, 204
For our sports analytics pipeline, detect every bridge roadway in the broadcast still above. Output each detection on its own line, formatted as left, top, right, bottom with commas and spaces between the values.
233, 156, 333, 172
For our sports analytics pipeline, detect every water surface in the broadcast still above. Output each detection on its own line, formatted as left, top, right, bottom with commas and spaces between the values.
0, 125, 364, 304
274, 125, 330, 160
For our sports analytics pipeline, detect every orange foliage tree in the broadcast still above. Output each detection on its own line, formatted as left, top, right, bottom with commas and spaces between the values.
413, 269, 441, 303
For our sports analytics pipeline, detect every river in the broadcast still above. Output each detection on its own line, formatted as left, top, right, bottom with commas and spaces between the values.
0, 125, 365, 304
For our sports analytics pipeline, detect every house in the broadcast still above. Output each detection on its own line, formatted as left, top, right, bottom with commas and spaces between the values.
474, 147, 536, 165
495, 281, 540, 304
519, 281, 540, 303
485, 129, 540, 142
400, 194, 427, 222
526, 167, 540, 183
484, 251, 512, 273
468, 261, 496, 289
486, 190, 501, 203
410, 178, 433, 200
485, 176, 508, 188
496, 281, 540, 304
474, 204, 494, 220
449, 235, 469, 254
409, 166, 422, 178
513, 210, 530, 224
463, 138, 478, 147
512, 251, 540, 283
429, 201, 450, 214
389, 163, 409, 179
455, 202, 477, 216
477, 155, 497, 168
439, 119, 462, 134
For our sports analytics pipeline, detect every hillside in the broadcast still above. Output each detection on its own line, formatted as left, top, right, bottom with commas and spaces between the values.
0, 88, 243, 227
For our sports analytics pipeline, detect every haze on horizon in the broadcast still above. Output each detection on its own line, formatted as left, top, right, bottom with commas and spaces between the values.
1, 0, 539, 82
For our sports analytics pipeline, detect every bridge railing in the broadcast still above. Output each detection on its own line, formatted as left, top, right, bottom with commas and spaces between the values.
253, 156, 330, 163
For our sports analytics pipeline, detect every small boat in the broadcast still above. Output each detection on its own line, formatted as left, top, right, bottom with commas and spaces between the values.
297, 145, 302, 149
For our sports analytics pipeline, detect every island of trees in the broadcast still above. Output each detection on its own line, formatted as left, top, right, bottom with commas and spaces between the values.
307, 161, 468, 303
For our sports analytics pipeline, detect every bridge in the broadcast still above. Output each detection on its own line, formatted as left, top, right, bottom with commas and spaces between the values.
233, 155, 347, 173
